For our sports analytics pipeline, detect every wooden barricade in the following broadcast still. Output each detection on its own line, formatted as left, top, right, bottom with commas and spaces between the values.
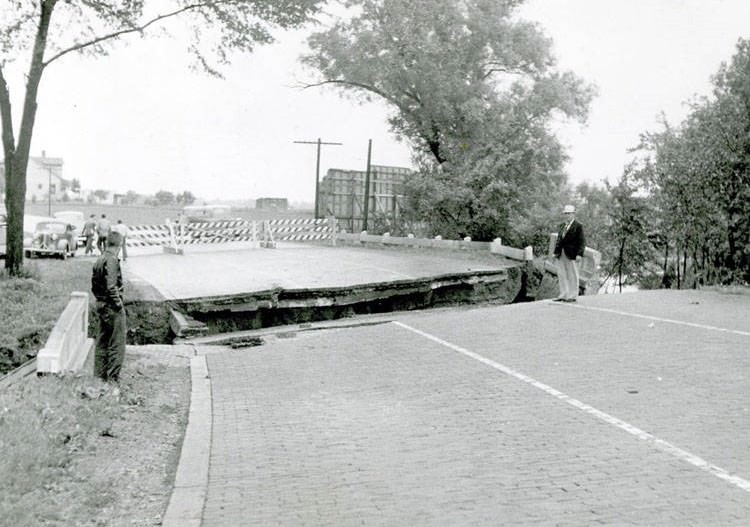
127, 217, 338, 252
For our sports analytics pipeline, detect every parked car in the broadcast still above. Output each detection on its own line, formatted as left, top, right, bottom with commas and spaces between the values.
0, 214, 56, 258
53, 210, 86, 247
24, 220, 78, 259
23, 214, 56, 243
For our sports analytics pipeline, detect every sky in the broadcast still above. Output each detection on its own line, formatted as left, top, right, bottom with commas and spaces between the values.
12, 0, 750, 205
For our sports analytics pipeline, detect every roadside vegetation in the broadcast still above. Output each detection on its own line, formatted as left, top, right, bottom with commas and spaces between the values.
0, 259, 91, 375
0, 349, 190, 526
0, 251, 190, 526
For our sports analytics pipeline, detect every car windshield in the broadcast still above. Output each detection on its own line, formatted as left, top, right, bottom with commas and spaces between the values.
36, 222, 67, 234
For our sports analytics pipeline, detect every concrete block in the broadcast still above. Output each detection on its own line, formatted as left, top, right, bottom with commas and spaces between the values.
169, 309, 209, 339
37, 292, 92, 375
163, 245, 184, 255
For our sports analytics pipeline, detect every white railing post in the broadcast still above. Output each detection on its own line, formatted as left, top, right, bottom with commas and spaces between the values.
163, 218, 184, 255
328, 216, 337, 246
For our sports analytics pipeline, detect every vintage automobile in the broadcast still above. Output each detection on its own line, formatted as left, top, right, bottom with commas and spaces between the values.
53, 210, 86, 248
24, 220, 78, 259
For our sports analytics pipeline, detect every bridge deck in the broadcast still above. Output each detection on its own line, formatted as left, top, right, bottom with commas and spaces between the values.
122, 242, 519, 300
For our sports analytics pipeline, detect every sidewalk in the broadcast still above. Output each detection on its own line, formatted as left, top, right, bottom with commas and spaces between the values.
164, 290, 750, 526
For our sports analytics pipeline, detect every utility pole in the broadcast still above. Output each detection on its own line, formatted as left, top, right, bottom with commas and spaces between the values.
362, 139, 372, 231
293, 138, 342, 218
47, 166, 52, 217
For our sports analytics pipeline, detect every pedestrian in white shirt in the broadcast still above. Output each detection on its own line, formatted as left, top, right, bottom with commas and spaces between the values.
111, 219, 129, 262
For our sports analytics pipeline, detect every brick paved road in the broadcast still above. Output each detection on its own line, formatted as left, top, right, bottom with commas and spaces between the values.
200, 291, 750, 526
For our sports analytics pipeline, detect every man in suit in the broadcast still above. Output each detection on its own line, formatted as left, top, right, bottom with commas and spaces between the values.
553, 204, 586, 302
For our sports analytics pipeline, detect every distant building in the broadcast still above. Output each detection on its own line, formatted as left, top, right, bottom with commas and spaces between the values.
256, 197, 289, 211
318, 165, 412, 232
0, 151, 66, 203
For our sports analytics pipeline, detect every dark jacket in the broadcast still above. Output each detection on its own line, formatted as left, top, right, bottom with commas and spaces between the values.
554, 219, 586, 260
91, 249, 123, 309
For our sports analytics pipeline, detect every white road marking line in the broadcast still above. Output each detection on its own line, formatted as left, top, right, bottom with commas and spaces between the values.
554, 301, 750, 337
392, 320, 750, 494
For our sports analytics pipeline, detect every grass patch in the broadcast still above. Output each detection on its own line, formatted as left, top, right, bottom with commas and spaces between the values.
1, 255, 192, 525
703, 284, 750, 296
0, 259, 93, 374
0, 348, 190, 526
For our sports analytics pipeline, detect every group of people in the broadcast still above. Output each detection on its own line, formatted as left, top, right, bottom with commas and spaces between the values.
82, 213, 129, 261
89, 214, 128, 383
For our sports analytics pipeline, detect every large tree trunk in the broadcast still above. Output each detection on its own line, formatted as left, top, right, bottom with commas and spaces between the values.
2, 0, 56, 275
4, 157, 28, 275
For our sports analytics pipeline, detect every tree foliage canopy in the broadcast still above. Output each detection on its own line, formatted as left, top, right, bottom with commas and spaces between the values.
304, 0, 594, 242
1, 0, 322, 274
630, 38, 750, 285
0, 0, 320, 72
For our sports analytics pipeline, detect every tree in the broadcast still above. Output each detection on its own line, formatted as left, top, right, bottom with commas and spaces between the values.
304, 0, 594, 241
92, 189, 109, 201
631, 38, 750, 285
603, 172, 652, 291
1, 0, 322, 275
155, 190, 175, 206
121, 190, 140, 205
176, 190, 196, 206
572, 181, 611, 253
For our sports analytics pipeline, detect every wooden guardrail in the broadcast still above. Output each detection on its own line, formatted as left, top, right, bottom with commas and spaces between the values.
36, 292, 94, 375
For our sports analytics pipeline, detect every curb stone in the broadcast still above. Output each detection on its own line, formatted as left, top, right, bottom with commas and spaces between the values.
162, 354, 212, 527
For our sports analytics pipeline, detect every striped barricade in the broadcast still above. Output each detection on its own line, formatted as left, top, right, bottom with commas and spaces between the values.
180, 220, 256, 245
126, 217, 337, 251
126, 224, 172, 247
267, 217, 335, 242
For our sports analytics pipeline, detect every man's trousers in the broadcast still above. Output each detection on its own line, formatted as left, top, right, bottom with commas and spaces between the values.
95, 303, 127, 382
557, 252, 580, 300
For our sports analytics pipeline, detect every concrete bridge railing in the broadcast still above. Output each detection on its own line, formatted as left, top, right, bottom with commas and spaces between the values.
36, 291, 94, 375
127, 216, 541, 266
336, 230, 534, 263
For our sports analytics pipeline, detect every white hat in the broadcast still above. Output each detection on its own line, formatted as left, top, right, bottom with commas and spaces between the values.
563, 205, 575, 214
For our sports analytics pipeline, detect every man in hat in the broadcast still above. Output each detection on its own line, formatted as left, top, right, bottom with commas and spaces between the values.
553, 204, 586, 302
91, 230, 126, 382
